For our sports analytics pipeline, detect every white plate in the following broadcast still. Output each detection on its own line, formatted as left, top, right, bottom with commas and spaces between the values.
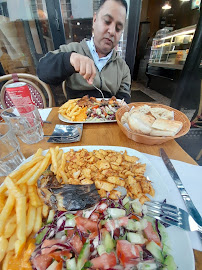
5, 146, 195, 270
58, 98, 123, 124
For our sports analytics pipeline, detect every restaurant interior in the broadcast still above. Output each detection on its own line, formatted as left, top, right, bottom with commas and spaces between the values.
0, 0, 201, 269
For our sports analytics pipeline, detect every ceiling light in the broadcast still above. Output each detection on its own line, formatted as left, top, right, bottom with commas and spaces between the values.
162, 1, 172, 9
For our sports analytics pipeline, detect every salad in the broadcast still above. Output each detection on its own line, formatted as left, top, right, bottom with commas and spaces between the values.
31, 197, 177, 270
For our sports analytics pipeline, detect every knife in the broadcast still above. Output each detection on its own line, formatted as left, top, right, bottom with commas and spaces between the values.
160, 148, 202, 226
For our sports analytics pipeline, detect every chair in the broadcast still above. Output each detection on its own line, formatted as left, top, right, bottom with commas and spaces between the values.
62, 80, 67, 100
0, 73, 54, 108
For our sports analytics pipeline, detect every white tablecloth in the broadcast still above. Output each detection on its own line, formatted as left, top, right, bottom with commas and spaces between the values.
144, 153, 202, 251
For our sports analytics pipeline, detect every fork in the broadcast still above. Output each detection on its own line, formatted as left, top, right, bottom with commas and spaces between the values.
92, 83, 105, 99
145, 201, 202, 235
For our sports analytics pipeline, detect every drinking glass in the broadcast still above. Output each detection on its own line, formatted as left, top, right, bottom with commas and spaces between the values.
1, 105, 42, 135
1, 105, 44, 144
16, 116, 44, 144
0, 123, 25, 176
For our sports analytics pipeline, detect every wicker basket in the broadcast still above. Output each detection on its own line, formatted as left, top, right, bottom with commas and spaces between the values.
116, 102, 191, 145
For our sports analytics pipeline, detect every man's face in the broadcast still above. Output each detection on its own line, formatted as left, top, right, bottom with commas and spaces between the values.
93, 0, 126, 57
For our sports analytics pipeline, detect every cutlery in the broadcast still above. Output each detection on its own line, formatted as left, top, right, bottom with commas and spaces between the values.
44, 134, 79, 138
145, 201, 202, 235
92, 83, 105, 99
160, 148, 202, 226
43, 121, 52, 124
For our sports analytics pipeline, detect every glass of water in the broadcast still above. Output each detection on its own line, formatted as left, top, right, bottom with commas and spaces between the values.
0, 123, 25, 176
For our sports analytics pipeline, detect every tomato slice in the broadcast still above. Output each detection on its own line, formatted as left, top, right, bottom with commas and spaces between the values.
31, 254, 53, 270
116, 240, 141, 267
144, 221, 162, 247
70, 234, 83, 253
75, 216, 98, 233
90, 252, 117, 269
49, 250, 72, 262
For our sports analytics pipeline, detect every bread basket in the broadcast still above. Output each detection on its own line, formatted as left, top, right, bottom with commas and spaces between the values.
116, 102, 190, 145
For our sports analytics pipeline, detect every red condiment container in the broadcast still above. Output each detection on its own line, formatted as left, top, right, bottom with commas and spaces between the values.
6, 82, 34, 114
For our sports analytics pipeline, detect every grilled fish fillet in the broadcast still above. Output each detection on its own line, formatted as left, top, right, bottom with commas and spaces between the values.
37, 170, 100, 211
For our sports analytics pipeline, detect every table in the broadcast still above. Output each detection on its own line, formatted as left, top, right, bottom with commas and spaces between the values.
1, 107, 201, 269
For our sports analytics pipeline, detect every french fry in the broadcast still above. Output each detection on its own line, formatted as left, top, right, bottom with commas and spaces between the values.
57, 149, 63, 162
58, 152, 66, 176
27, 153, 51, 185
50, 147, 58, 174
0, 193, 6, 213
16, 196, 26, 243
2, 250, 14, 270
28, 185, 42, 207
33, 206, 42, 233
33, 148, 43, 158
26, 205, 36, 237
9, 156, 44, 179
60, 171, 69, 184
16, 162, 41, 185
7, 232, 17, 251
19, 184, 27, 196
15, 239, 25, 256
0, 236, 8, 262
0, 194, 15, 235
4, 177, 24, 198
4, 215, 16, 239
42, 204, 49, 218
0, 184, 7, 195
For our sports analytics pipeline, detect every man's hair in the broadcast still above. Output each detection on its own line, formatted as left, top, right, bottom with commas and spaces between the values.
97, 0, 128, 14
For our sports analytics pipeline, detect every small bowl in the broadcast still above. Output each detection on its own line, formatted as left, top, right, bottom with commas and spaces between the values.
116, 102, 190, 145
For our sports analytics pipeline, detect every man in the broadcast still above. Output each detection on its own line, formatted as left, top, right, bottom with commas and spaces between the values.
37, 0, 131, 103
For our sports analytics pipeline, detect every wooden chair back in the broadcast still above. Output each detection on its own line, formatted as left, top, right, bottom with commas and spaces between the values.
0, 73, 54, 108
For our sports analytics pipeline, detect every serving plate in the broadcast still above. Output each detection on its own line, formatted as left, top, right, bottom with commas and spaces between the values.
3, 146, 195, 270
58, 98, 124, 124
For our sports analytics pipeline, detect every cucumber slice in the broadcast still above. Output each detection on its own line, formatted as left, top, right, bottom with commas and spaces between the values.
107, 208, 126, 219
146, 241, 163, 263
158, 222, 171, 256
127, 232, 146, 244
123, 197, 130, 206
47, 209, 55, 224
35, 227, 48, 244
164, 255, 177, 270
66, 257, 77, 270
102, 230, 115, 253
97, 244, 106, 256
77, 241, 90, 270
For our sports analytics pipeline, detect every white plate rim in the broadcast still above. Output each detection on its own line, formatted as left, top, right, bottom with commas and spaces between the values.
58, 98, 123, 124
1, 145, 195, 270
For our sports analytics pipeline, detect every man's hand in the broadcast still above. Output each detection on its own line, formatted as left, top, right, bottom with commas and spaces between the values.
70, 53, 96, 84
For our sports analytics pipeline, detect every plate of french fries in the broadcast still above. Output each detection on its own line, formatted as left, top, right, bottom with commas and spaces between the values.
0, 145, 170, 269
58, 96, 126, 123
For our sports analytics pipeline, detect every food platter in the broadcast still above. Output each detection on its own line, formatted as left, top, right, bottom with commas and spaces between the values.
58, 98, 124, 124
22, 145, 194, 270
58, 112, 117, 124
0, 146, 194, 270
